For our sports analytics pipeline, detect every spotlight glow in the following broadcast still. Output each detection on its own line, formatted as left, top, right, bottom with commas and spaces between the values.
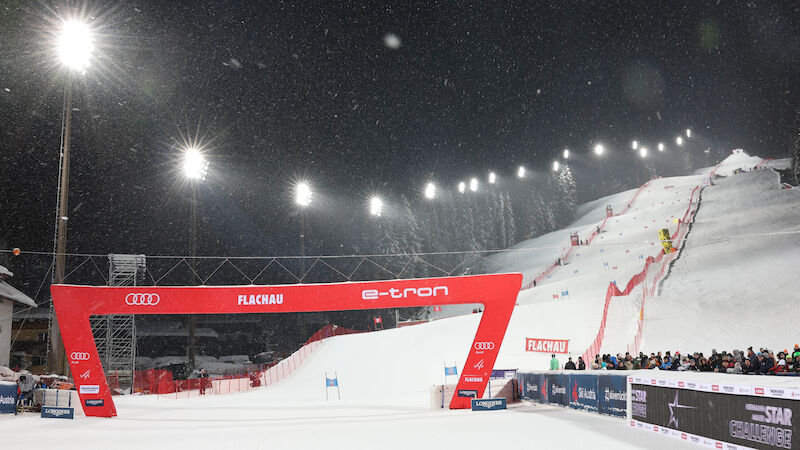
658, 142, 665, 152
458, 181, 466, 193
632, 140, 638, 150
57, 20, 95, 72
676, 136, 684, 146
552, 161, 560, 172
424, 182, 436, 199
469, 178, 478, 192
640, 147, 648, 158
517, 166, 526, 178
295, 182, 312, 206
182, 148, 208, 181
563, 149, 569, 159
488, 172, 496, 184
594, 144, 604, 155
686, 128, 691, 138
370, 196, 383, 216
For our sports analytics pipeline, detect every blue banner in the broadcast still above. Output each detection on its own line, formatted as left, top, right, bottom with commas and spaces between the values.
546, 374, 569, 406
490, 369, 516, 380
457, 389, 478, 398
517, 372, 627, 418
0, 383, 17, 414
444, 366, 457, 376
325, 378, 338, 387
471, 398, 507, 411
597, 374, 627, 417
41, 406, 74, 419
568, 374, 598, 413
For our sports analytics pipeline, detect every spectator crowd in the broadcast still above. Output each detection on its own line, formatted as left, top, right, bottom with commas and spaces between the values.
554, 344, 800, 375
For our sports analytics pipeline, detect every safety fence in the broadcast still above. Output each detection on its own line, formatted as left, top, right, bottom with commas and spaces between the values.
257, 338, 322, 387
580, 182, 703, 362
157, 373, 257, 399
304, 324, 364, 345
520, 179, 656, 291
517, 371, 627, 417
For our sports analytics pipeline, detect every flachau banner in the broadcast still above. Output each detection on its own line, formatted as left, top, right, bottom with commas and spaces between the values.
525, 338, 569, 353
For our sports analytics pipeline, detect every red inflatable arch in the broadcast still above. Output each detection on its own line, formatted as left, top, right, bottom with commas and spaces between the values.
51, 273, 522, 417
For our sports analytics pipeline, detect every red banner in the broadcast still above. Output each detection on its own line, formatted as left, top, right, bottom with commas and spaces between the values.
51, 273, 521, 417
525, 338, 569, 353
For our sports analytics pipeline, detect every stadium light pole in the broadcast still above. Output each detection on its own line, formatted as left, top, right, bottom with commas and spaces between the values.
295, 182, 313, 279
594, 143, 606, 192
50, 19, 95, 376
182, 146, 208, 373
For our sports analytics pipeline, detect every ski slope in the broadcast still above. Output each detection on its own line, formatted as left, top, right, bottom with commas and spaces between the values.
2, 151, 797, 449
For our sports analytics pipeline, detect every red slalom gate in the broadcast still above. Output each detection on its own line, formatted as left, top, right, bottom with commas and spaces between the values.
51, 274, 521, 417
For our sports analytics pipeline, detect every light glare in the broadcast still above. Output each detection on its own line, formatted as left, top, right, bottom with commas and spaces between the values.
658, 143, 665, 152
458, 181, 466, 193
552, 161, 560, 172
517, 166, 526, 178
469, 178, 478, 192
640, 147, 648, 158
57, 20, 94, 72
488, 172, 496, 184
295, 182, 312, 206
632, 140, 638, 150
594, 144, 604, 155
686, 128, 691, 138
676, 136, 684, 146
424, 182, 436, 199
370, 197, 383, 216
563, 149, 569, 159
183, 148, 208, 180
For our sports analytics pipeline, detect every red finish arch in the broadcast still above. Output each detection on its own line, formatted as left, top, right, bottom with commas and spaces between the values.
51, 273, 522, 417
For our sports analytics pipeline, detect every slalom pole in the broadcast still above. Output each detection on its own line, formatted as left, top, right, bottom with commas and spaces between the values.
336, 371, 340, 400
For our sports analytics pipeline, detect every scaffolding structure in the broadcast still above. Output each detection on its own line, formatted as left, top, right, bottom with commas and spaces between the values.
90, 254, 145, 393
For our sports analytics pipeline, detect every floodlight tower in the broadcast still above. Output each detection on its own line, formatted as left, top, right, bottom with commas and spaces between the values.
50, 19, 95, 375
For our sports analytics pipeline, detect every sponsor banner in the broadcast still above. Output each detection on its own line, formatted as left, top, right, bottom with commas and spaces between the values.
84, 399, 105, 407
490, 369, 517, 380
41, 406, 74, 420
0, 383, 18, 414
598, 374, 627, 417
631, 419, 750, 450
630, 383, 798, 450
519, 373, 627, 418
79, 385, 100, 394
546, 374, 569, 407
632, 377, 800, 401
471, 398, 507, 411
525, 338, 569, 354
457, 389, 478, 398
569, 374, 599, 413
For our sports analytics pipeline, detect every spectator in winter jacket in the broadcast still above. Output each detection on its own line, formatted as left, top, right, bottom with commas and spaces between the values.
742, 359, 755, 374
577, 357, 586, 370
564, 357, 576, 370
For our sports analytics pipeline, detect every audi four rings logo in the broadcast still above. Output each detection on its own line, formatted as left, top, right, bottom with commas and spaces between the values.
125, 293, 160, 306
70, 352, 90, 361
474, 342, 495, 350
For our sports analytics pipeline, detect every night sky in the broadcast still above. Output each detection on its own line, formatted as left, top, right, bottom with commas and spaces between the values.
1, 1, 799, 292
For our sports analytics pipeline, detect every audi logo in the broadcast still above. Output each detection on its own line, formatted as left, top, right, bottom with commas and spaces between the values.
125, 293, 160, 306
70, 352, 90, 361
474, 342, 495, 350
